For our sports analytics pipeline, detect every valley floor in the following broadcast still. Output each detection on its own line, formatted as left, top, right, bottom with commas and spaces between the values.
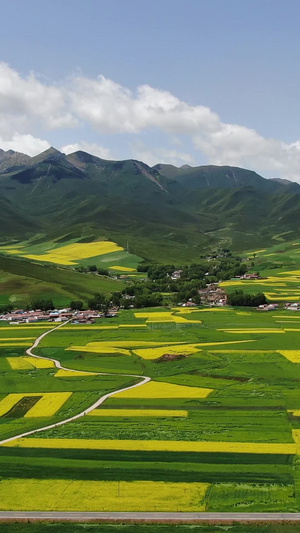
2, 306, 300, 512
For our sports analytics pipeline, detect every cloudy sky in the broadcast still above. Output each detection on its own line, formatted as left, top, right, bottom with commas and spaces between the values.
1, 0, 300, 180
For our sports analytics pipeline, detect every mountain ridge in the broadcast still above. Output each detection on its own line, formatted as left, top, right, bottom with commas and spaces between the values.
0, 147, 299, 261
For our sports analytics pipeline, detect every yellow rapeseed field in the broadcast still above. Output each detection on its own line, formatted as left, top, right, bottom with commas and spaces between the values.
113, 381, 213, 399
0, 479, 209, 512
0, 342, 32, 347
0, 394, 25, 416
88, 409, 188, 417
6, 438, 296, 455
23, 241, 123, 265
266, 295, 300, 301
0, 392, 72, 418
118, 324, 147, 328
109, 266, 136, 271
209, 350, 273, 354
196, 340, 255, 347
67, 340, 186, 356
7, 357, 33, 370
64, 325, 147, 330
218, 329, 285, 334
23, 357, 55, 369
0, 337, 35, 341
55, 369, 97, 377
278, 351, 300, 363
292, 430, 300, 454
275, 316, 300, 319
288, 410, 300, 417
248, 249, 266, 254
24, 392, 72, 417
2, 248, 25, 254
171, 307, 201, 314
134, 311, 202, 324
6, 357, 54, 370
69, 344, 131, 356
133, 344, 201, 360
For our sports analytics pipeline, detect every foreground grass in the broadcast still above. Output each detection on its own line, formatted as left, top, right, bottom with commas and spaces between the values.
1, 522, 300, 533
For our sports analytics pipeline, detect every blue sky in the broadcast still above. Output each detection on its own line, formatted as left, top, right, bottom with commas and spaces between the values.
1, 0, 300, 180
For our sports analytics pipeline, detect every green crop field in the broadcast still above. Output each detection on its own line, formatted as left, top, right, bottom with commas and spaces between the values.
2, 306, 300, 512
220, 241, 300, 301
0, 254, 126, 307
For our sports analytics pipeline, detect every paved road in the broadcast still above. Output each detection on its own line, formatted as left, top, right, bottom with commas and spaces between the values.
0, 321, 150, 446
1, 511, 300, 521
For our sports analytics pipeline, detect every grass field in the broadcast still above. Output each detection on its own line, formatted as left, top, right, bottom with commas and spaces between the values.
0, 254, 125, 307
220, 240, 300, 301
3, 306, 300, 511
2, 524, 300, 533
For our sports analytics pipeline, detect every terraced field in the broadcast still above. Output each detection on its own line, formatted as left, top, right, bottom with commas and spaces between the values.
2, 306, 300, 512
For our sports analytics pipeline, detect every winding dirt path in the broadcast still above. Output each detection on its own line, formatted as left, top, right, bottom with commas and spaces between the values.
0, 321, 150, 445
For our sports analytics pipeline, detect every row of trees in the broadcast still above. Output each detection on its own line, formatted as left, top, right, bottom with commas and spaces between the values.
227, 290, 267, 307
138, 259, 248, 284
76, 265, 110, 276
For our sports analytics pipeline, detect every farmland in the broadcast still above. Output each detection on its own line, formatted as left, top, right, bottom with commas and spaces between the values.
2, 306, 300, 512
0, 237, 142, 270
0, 236, 144, 307
220, 241, 300, 301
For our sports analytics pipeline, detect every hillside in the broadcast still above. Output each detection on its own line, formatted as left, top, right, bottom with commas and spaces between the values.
0, 147, 300, 261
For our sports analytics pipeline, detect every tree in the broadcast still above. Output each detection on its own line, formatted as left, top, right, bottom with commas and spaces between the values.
227, 290, 266, 307
31, 299, 54, 311
70, 300, 83, 311
97, 267, 109, 276
88, 293, 108, 312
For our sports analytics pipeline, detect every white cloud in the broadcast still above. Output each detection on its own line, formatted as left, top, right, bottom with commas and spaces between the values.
69, 75, 221, 135
61, 141, 113, 160
0, 63, 75, 135
1, 63, 300, 180
0, 133, 50, 156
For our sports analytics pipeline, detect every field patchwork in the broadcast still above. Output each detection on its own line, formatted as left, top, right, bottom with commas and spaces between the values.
134, 311, 202, 324
7, 356, 54, 369
3, 305, 300, 512
0, 392, 72, 418
18, 241, 124, 266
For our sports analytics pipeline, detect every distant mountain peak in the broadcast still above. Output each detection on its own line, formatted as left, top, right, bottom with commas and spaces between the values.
270, 177, 293, 185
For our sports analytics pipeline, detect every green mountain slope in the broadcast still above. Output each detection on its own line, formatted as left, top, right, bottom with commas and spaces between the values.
0, 147, 300, 261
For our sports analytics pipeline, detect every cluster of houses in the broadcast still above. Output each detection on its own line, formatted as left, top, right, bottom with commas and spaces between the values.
171, 269, 183, 281
0, 308, 118, 324
257, 303, 279, 311
285, 302, 300, 311
198, 284, 228, 306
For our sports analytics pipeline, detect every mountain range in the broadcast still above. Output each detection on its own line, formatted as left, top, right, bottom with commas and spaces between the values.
0, 147, 300, 262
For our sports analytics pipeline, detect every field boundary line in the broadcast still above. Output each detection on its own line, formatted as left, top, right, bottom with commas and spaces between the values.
0, 321, 150, 446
